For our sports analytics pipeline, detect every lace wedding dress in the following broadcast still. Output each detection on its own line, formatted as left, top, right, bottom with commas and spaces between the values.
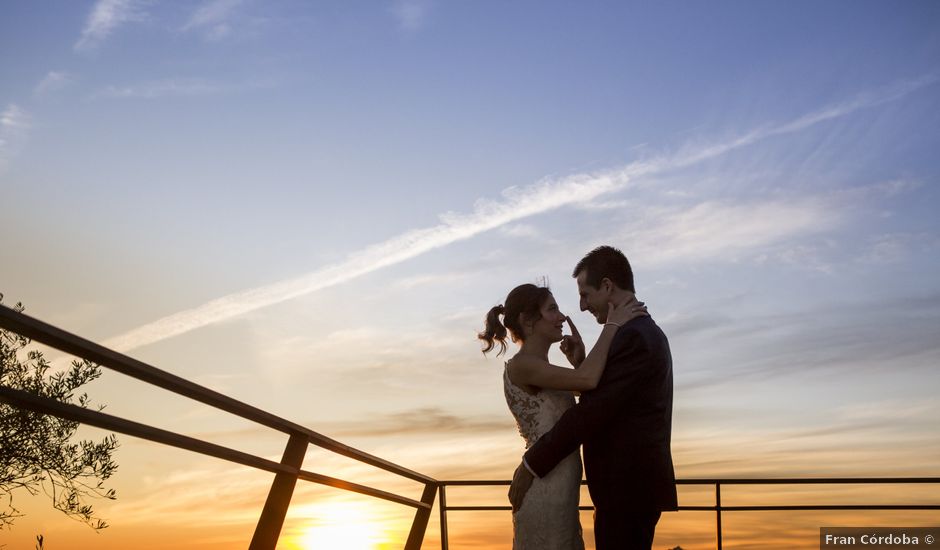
504, 363, 584, 550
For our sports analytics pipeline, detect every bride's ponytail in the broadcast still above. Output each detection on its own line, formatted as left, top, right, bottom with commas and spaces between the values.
478, 304, 509, 356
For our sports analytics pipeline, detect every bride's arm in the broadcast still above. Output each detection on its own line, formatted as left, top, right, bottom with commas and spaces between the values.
508, 301, 645, 392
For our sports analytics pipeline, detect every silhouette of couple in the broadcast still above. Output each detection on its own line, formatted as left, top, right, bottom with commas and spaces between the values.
479, 246, 677, 550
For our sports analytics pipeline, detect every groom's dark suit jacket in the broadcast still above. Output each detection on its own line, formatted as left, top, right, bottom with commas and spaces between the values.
524, 315, 678, 513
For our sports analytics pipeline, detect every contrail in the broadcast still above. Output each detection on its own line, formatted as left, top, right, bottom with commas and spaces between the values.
104, 75, 936, 352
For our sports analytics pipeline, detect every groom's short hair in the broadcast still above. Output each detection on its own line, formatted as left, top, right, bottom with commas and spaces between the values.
572, 245, 635, 292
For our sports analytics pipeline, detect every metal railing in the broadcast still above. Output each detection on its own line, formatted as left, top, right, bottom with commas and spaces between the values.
0, 304, 438, 549
437, 477, 940, 549
4, 304, 939, 549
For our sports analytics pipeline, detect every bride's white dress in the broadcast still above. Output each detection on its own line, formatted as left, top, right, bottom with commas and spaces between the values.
504, 363, 584, 550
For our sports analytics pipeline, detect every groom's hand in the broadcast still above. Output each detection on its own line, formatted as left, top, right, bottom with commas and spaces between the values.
560, 316, 585, 367
508, 462, 535, 512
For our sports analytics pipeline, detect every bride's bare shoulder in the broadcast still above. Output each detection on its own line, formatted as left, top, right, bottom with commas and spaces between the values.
506, 354, 547, 379
506, 354, 541, 395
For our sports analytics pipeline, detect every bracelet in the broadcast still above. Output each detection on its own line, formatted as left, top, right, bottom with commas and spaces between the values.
604, 322, 622, 328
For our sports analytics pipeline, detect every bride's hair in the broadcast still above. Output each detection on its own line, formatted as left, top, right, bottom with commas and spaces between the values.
478, 283, 552, 356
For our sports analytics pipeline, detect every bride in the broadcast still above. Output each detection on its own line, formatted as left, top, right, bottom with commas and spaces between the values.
478, 283, 646, 549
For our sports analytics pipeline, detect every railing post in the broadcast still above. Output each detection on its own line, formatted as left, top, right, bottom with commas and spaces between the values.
439, 484, 449, 550
404, 482, 437, 550
716, 481, 722, 550
249, 432, 308, 550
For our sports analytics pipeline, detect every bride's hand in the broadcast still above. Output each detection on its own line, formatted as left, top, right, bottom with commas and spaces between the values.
560, 316, 586, 367
606, 299, 648, 326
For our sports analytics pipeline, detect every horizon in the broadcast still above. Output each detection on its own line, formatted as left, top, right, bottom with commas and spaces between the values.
2, 0, 939, 548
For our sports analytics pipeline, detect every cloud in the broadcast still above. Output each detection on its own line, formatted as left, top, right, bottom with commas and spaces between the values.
625, 199, 837, 266
0, 104, 30, 172
102, 76, 935, 352
675, 293, 940, 384
772, 74, 939, 135
575, 199, 633, 211
875, 178, 923, 197
253, 321, 480, 383
663, 74, 938, 172
762, 241, 837, 274
75, 0, 149, 52
0, 104, 30, 130
92, 77, 228, 99
182, 0, 243, 41
33, 71, 73, 96
317, 408, 511, 438
863, 232, 940, 264
498, 223, 541, 239
392, 271, 472, 290
391, 0, 432, 31
675, 396, 940, 478
858, 233, 915, 264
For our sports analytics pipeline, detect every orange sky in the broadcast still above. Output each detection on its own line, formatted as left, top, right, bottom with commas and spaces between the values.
3, 427, 937, 549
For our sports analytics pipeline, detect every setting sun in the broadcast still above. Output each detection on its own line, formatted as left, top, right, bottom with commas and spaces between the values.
296, 502, 385, 550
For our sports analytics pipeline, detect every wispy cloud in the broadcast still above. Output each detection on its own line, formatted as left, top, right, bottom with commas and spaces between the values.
856, 232, 937, 265
874, 178, 923, 197
321, 407, 511, 438
0, 104, 31, 173
499, 223, 542, 239
575, 199, 633, 211
624, 199, 837, 267
664, 74, 938, 171
182, 0, 243, 41
392, 271, 473, 290
673, 293, 940, 386
102, 76, 936, 352
391, 0, 432, 31
0, 104, 30, 131
254, 321, 479, 382
33, 71, 74, 96
92, 77, 229, 99
75, 0, 149, 52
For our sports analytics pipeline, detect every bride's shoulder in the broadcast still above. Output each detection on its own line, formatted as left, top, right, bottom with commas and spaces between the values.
506, 353, 543, 373
505, 354, 542, 395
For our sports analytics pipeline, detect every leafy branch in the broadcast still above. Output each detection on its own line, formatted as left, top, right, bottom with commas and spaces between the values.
1, 294, 119, 530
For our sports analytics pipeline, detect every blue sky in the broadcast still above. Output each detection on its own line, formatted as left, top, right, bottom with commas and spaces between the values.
2, 1, 939, 548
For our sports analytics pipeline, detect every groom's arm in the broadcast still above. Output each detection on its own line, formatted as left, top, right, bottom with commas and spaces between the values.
523, 327, 652, 477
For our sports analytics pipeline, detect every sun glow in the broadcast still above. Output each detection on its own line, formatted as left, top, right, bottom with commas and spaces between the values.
296, 501, 385, 550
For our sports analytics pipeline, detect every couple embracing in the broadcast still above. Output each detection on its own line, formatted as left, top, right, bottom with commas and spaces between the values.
479, 246, 677, 550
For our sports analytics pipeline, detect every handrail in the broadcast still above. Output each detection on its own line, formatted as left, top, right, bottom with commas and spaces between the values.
6, 304, 938, 550
0, 304, 439, 549
0, 305, 433, 484
0, 387, 431, 510
436, 478, 940, 549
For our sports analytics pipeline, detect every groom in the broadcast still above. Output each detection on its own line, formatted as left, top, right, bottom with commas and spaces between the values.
509, 245, 677, 550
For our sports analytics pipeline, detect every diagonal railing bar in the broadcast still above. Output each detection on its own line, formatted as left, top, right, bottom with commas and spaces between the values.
0, 304, 438, 549
296, 470, 431, 509
0, 305, 433, 485
0, 386, 431, 510
0, 385, 294, 475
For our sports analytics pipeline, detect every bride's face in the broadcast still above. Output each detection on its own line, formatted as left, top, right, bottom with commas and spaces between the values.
531, 294, 566, 343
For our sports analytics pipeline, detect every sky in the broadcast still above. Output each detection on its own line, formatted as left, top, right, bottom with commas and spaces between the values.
2, 0, 939, 548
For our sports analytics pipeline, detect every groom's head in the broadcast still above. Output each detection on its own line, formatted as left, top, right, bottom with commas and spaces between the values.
572, 245, 635, 324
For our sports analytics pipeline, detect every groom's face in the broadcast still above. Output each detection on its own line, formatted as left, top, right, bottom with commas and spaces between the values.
576, 270, 611, 324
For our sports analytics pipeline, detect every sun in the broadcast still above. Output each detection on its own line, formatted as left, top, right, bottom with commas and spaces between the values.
296, 501, 385, 550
